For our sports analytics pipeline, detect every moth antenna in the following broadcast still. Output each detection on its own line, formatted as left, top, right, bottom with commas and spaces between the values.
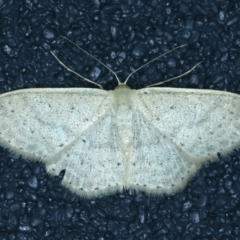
63, 36, 122, 85
146, 60, 203, 88
50, 51, 103, 89
123, 44, 187, 85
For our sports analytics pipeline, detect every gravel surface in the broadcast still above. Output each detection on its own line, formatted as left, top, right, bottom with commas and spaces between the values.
1, 0, 240, 239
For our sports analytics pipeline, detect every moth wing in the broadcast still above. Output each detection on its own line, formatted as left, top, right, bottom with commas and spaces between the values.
0, 88, 125, 197
128, 109, 196, 194
46, 111, 125, 197
128, 88, 240, 194
0, 88, 110, 161
134, 88, 240, 161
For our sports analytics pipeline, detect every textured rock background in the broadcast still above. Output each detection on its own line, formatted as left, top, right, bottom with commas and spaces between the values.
0, 0, 240, 239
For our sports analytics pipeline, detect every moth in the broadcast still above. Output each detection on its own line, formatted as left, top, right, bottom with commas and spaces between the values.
0, 37, 240, 198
